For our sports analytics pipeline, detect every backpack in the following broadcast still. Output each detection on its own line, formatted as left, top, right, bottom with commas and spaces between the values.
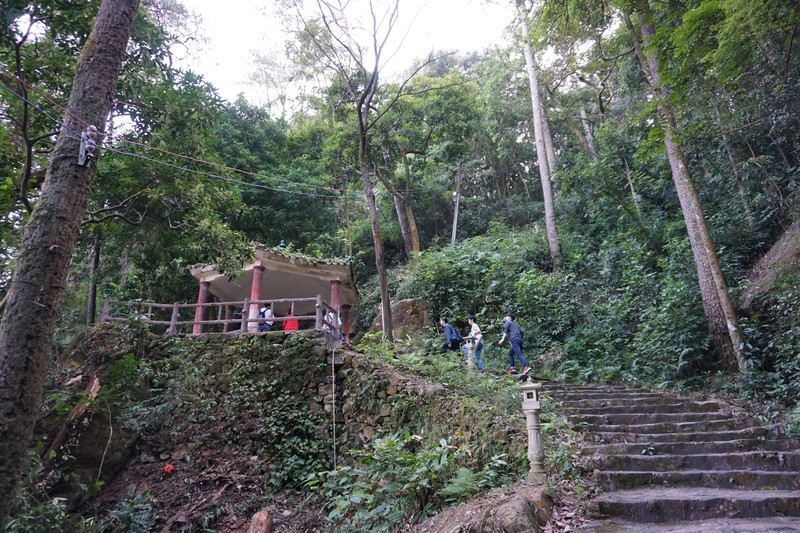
452, 328, 463, 342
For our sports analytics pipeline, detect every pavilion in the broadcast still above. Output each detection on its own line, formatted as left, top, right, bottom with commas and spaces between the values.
188, 244, 358, 340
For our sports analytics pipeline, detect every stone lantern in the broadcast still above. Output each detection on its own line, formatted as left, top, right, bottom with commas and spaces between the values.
463, 335, 477, 373
518, 378, 545, 484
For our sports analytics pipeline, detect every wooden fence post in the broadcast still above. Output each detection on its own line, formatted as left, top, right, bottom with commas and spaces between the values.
168, 302, 179, 335
241, 298, 250, 331
315, 294, 323, 331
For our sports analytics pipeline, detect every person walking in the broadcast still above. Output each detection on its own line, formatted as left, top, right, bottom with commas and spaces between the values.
440, 317, 461, 353
462, 314, 484, 371
227, 309, 244, 332
258, 303, 274, 332
284, 311, 299, 332
497, 312, 530, 375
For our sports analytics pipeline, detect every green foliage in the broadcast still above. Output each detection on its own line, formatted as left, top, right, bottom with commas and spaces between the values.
5, 450, 99, 533
108, 334, 332, 490
98, 491, 156, 533
398, 223, 553, 321
307, 433, 496, 531
437, 468, 478, 502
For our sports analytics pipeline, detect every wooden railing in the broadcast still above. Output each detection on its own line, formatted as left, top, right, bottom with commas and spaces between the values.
100, 295, 343, 339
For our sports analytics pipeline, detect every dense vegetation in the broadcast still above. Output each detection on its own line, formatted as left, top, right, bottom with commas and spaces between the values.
1, 0, 799, 529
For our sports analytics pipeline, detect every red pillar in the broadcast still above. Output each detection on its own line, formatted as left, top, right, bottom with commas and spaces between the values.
193, 280, 210, 334
341, 304, 351, 343
248, 265, 265, 332
330, 279, 341, 310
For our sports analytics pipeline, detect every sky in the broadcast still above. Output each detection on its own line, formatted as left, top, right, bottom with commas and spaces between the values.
178, 0, 516, 104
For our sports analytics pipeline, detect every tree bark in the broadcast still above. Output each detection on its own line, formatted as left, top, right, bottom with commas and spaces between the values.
564, 114, 592, 154
0, 0, 140, 522
540, 93, 557, 176
373, 165, 414, 260
579, 107, 596, 154
392, 192, 414, 260
519, 4, 562, 269
86, 229, 101, 326
360, 155, 393, 341
629, 2, 745, 372
399, 148, 421, 256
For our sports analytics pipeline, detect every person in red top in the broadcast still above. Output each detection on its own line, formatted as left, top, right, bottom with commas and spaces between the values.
283, 311, 299, 331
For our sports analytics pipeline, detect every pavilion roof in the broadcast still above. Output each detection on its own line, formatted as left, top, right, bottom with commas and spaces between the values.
189, 245, 358, 311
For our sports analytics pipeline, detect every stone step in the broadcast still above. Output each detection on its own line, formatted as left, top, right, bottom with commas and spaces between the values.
555, 392, 669, 401
580, 417, 759, 435
558, 396, 696, 408
577, 516, 800, 532
594, 469, 800, 491
564, 400, 726, 415
545, 385, 653, 393
581, 438, 799, 457
589, 487, 800, 522
591, 451, 800, 472
569, 411, 732, 426
586, 424, 784, 443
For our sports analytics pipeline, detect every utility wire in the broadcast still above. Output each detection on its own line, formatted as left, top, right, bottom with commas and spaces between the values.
1, 76, 527, 200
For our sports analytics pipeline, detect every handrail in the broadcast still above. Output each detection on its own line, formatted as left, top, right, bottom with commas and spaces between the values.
100, 296, 341, 339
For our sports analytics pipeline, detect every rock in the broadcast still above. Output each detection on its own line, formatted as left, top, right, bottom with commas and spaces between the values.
140, 452, 157, 463
379, 404, 392, 417
416, 483, 552, 533
493, 485, 552, 531
319, 384, 334, 396
362, 427, 375, 440
247, 510, 273, 533
370, 298, 430, 339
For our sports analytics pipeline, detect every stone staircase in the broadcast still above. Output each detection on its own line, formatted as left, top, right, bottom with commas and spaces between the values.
545, 384, 800, 532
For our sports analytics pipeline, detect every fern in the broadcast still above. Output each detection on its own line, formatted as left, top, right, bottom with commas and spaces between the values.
438, 467, 478, 503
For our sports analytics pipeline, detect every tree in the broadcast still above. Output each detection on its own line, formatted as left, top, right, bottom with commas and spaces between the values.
294, 0, 448, 340
373, 68, 478, 259
624, 0, 745, 371
0, 0, 140, 521
518, 1, 562, 269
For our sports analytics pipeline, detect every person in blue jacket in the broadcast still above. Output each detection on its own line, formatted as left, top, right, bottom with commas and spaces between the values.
497, 312, 531, 375
439, 316, 460, 353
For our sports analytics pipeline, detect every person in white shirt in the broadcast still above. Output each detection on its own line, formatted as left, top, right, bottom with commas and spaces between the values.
258, 303, 274, 332
462, 315, 484, 371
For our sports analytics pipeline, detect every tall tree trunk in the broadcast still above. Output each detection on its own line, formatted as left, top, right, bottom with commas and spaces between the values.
564, 114, 592, 153
86, 229, 101, 326
374, 164, 414, 260
390, 190, 413, 260
628, 2, 745, 372
580, 107, 596, 154
519, 4, 562, 269
540, 93, 557, 175
399, 148, 421, 256
360, 157, 393, 341
0, 0, 140, 522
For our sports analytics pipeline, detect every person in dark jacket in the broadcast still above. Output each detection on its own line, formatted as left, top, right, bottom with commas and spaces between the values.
227, 309, 244, 332
497, 312, 530, 375
440, 316, 460, 353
